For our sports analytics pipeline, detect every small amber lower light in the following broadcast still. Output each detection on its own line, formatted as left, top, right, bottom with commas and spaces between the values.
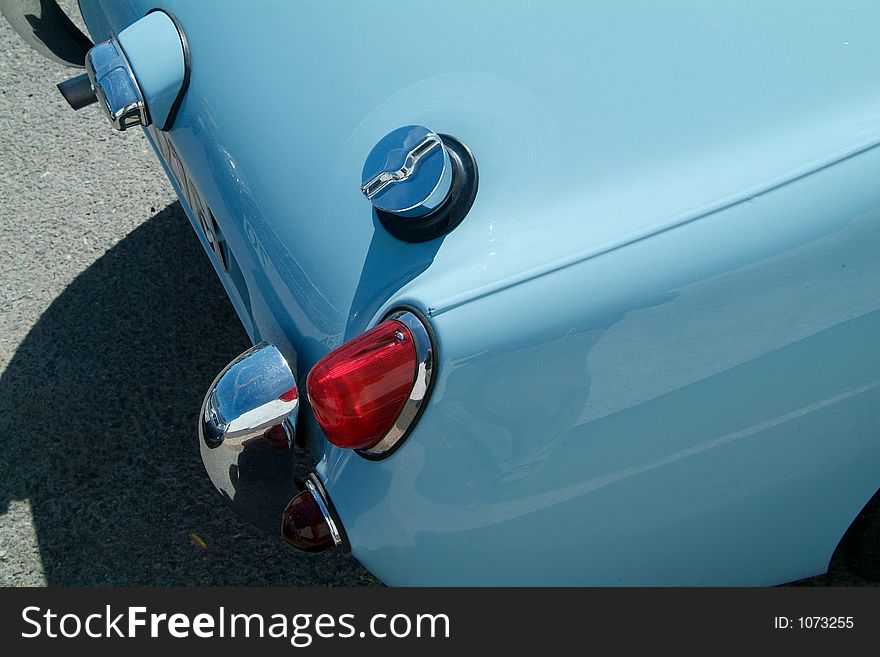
281, 489, 336, 552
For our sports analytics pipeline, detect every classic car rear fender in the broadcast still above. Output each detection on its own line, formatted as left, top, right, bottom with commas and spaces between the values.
322, 139, 880, 585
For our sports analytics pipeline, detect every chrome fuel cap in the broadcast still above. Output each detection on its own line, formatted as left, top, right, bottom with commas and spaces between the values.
361, 125, 453, 218
361, 126, 479, 243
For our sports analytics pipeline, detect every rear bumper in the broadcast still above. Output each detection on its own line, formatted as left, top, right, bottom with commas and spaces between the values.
197, 341, 345, 550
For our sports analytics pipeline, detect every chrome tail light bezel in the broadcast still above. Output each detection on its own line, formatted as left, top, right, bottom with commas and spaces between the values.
305, 307, 437, 460
354, 307, 438, 459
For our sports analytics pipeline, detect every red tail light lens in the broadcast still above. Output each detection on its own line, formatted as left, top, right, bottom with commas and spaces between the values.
307, 319, 418, 450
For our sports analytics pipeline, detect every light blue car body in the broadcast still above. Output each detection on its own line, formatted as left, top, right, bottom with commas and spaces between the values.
78, 0, 880, 585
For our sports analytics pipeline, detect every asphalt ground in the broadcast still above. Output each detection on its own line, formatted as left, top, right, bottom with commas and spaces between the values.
0, 5, 377, 586
0, 4, 877, 587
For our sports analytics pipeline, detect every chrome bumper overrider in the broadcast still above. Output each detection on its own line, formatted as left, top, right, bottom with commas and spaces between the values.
197, 342, 340, 546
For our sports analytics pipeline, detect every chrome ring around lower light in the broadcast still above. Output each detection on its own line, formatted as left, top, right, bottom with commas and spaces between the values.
357, 308, 436, 459
305, 475, 343, 547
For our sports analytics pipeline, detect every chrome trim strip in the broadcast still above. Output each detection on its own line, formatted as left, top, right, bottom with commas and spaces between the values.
305, 476, 342, 547
358, 309, 435, 458
360, 134, 442, 199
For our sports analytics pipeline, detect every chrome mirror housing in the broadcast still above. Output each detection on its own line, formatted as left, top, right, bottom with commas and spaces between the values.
198, 342, 300, 534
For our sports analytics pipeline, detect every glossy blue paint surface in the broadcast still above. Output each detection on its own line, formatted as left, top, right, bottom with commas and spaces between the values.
117, 11, 184, 131
78, 0, 880, 584
330, 144, 880, 585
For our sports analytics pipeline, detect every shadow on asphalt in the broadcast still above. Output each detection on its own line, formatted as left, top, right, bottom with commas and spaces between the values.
0, 202, 376, 586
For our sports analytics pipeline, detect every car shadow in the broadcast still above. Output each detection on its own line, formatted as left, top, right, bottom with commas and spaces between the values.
0, 201, 377, 586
